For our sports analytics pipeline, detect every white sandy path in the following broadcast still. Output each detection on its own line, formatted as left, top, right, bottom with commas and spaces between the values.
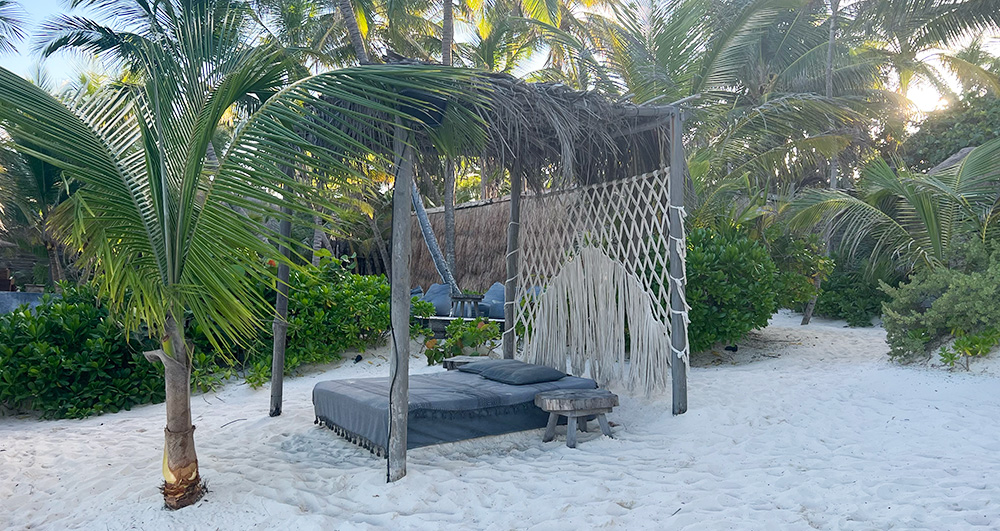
2, 311, 1000, 530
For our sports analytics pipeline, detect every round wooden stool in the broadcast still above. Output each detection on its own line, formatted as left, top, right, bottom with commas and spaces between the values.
534, 389, 619, 448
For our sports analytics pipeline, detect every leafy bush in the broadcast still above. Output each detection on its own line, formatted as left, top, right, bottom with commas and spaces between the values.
903, 92, 1000, 172
0, 285, 165, 418
814, 257, 892, 327
883, 245, 1000, 359
764, 229, 833, 309
245, 257, 428, 387
424, 317, 501, 365
685, 227, 777, 352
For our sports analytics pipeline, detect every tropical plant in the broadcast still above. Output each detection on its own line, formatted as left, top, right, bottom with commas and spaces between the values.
903, 91, 1000, 172
0, 0, 24, 54
791, 137, 1000, 272
684, 226, 778, 352
0, 0, 480, 509
423, 317, 500, 364
0, 141, 72, 285
853, 0, 1000, 101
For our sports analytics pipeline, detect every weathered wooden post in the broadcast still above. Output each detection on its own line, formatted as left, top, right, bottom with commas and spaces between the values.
387, 123, 415, 482
269, 182, 293, 417
502, 168, 522, 360
668, 108, 688, 415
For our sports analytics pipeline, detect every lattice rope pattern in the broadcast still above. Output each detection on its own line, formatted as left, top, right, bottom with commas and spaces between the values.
511, 169, 689, 394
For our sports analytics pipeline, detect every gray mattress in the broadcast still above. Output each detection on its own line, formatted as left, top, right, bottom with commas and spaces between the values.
313, 370, 598, 455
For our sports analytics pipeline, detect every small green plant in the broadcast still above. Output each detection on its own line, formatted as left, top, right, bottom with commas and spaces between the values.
938, 328, 1000, 370
424, 318, 500, 365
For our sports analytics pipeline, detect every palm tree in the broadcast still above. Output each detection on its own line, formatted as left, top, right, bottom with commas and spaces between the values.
1, 0, 478, 509
0, 0, 24, 54
790, 137, 1000, 271
853, 0, 1000, 100
0, 140, 70, 285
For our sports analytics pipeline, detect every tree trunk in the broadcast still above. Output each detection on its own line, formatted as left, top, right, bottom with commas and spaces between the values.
444, 160, 456, 273
802, 0, 840, 327
148, 312, 204, 510
442, 0, 454, 66
44, 237, 64, 286
311, 214, 325, 267
368, 213, 392, 276
337, 0, 369, 64
411, 179, 460, 295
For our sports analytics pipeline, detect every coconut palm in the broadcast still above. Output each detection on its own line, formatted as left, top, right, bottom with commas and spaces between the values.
853, 0, 1000, 100
0, 140, 70, 284
0, 0, 478, 509
0, 0, 24, 54
790, 137, 1000, 271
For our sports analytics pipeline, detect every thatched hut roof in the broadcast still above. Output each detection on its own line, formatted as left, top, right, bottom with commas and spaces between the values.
314, 66, 676, 189
409, 197, 512, 292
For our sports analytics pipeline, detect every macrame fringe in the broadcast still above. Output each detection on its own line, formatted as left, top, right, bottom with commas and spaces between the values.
512, 169, 690, 395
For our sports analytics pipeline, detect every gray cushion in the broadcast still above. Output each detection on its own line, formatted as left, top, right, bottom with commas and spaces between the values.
481, 282, 506, 319
457, 358, 524, 375
479, 363, 566, 386
422, 283, 451, 316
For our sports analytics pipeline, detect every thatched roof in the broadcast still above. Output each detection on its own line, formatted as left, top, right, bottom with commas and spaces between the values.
444, 71, 673, 188
409, 197, 512, 292
314, 66, 676, 189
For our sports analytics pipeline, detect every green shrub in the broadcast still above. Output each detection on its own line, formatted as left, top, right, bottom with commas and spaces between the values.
424, 318, 501, 365
815, 257, 892, 327
765, 230, 833, 310
883, 249, 1000, 359
0, 285, 165, 418
246, 257, 418, 387
685, 227, 777, 352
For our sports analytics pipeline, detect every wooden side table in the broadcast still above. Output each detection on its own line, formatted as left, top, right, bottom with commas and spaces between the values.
534, 389, 619, 448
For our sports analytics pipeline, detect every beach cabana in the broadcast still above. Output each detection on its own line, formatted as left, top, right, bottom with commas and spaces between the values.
300, 68, 692, 480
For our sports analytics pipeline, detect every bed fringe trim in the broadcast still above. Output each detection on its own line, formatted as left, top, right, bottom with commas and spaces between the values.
316, 416, 387, 458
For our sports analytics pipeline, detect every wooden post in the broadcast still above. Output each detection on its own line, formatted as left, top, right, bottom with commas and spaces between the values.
269, 182, 293, 417
387, 124, 414, 482
502, 169, 522, 360
668, 109, 688, 415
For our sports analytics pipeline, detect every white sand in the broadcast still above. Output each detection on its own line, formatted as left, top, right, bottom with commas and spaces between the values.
3, 311, 1000, 530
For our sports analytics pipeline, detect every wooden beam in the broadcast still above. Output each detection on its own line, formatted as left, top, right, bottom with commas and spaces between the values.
502, 169, 522, 360
387, 125, 414, 482
669, 110, 688, 415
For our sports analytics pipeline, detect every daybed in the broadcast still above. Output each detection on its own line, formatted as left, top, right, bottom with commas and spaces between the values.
313, 360, 597, 455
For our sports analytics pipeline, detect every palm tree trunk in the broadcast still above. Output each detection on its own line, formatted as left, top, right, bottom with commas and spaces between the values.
311, 214, 325, 267
337, 0, 369, 64
442, 0, 454, 66
44, 238, 64, 286
802, 0, 840, 327
368, 213, 392, 276
148, 312, 204, 510
444, 160, 456, 273
411, 179, 460, 294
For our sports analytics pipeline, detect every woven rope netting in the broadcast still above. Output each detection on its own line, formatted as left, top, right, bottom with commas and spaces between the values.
513, 169, 689, 394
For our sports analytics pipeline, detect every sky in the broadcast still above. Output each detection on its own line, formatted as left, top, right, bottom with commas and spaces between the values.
0, 0, 104, 86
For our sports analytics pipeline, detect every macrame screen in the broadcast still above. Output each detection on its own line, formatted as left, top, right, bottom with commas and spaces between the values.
512, 169, 688, 394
